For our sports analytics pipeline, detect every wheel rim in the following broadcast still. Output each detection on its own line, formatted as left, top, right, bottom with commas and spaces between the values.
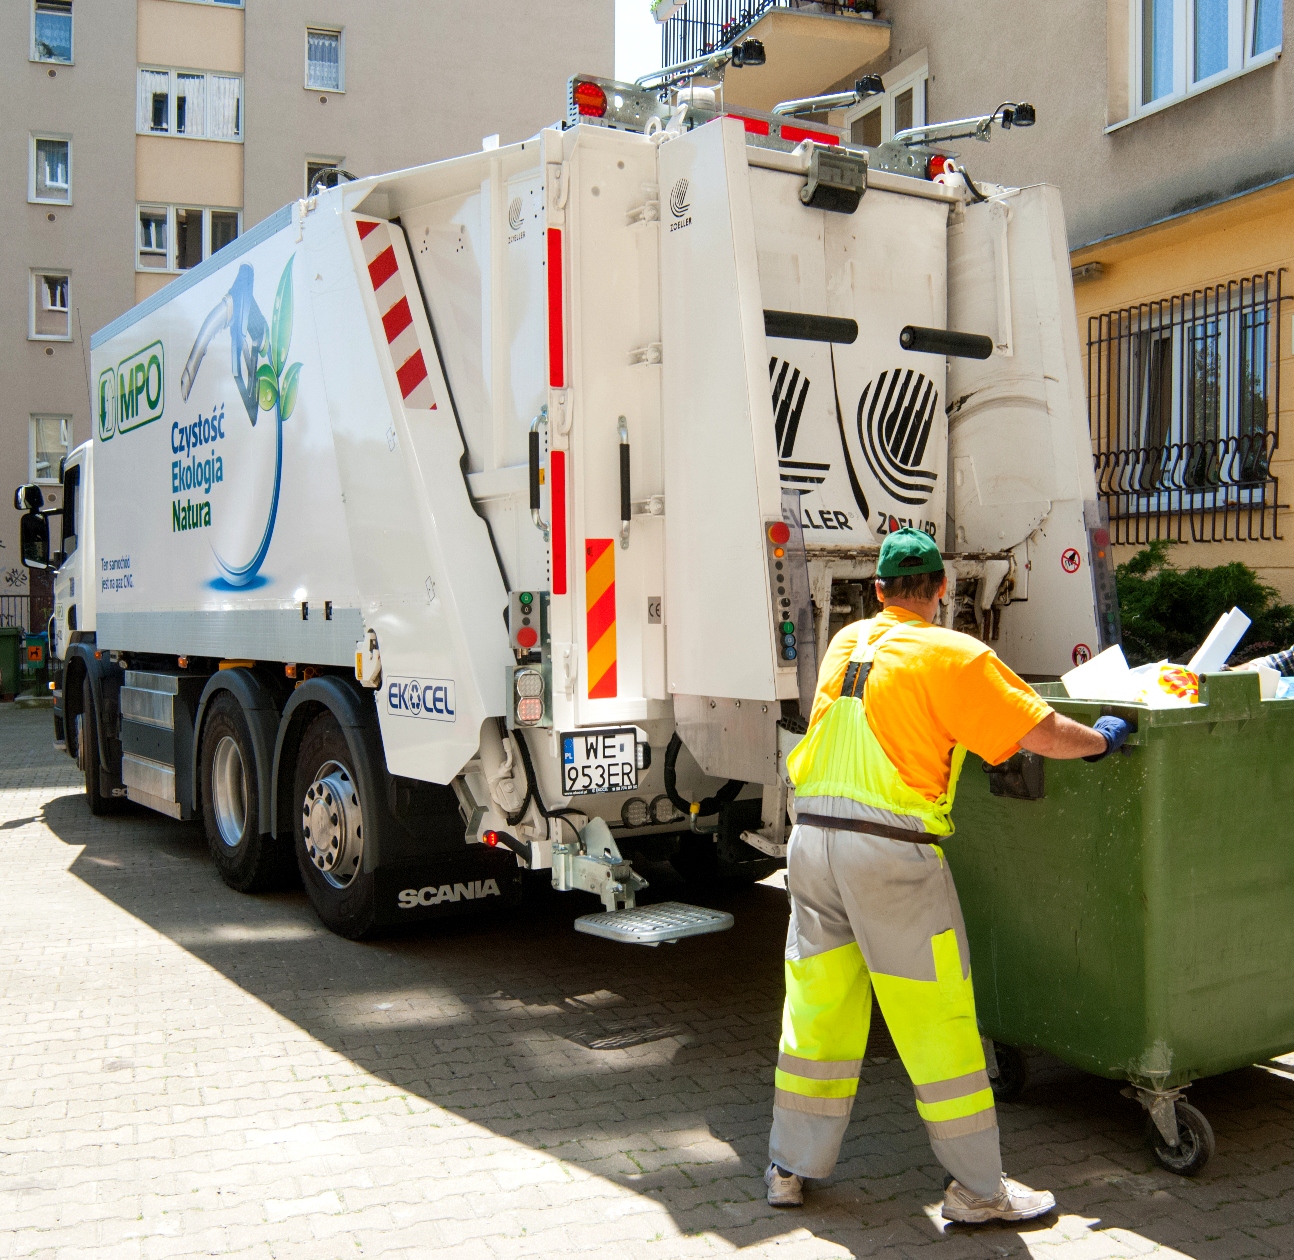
211, 735, 247, 848
302, 759, 364, 889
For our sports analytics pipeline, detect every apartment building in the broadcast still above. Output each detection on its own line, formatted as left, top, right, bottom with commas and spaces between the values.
5, 0, 613, 625
662, 0, 1294, 596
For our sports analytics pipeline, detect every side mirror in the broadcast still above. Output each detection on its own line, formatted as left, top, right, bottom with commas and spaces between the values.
20, 512, 50, 570
731, 38, 766, 68
14, 484, 44, 512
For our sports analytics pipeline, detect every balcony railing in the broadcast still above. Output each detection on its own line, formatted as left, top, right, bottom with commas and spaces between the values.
661, 0, 878, 65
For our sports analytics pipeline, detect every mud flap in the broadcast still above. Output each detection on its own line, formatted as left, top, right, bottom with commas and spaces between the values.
372, 846, 523, 927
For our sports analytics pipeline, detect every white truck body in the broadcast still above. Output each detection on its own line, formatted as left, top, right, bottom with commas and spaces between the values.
38, 92, 1113, 940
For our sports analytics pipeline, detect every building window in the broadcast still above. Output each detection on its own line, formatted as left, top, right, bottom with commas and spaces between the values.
306, 158, 345, 195
30, 272, 70, 340
30, 136, 71, 203
30, 416, 70, 485
1135, 0, 1280, 116
1089, 270, 1288, 544
137, 205, 241, 272
137, 68, 242, 141
32, 0, 72, 64
306, 28, 343, 91
844, 55, 928, 146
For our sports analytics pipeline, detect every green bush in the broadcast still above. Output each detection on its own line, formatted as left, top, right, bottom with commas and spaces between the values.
1116, 539, 1294, 666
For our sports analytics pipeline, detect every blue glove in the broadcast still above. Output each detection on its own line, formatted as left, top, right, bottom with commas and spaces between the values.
1084, 715, 1132, 762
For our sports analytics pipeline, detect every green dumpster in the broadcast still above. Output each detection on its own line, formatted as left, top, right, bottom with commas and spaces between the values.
947, 670, 1294, 1175
0, 626, 24, 699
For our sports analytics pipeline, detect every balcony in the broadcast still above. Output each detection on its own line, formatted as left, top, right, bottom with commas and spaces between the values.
659, 1, 890, 113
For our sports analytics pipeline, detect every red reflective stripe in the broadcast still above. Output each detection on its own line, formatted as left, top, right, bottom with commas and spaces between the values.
368, 246, 398, 290
780, 125, 840, 146
382, 296, 413, 343
550, 449, 567, 595
547, 228, 565, 388
725, 112, 770, 135
356, 219, 381, 240
396, 350, 428, 398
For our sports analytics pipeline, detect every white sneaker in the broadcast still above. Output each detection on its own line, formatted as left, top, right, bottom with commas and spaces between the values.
941, 1176, 1055, 1223
765, 1163, 804, 1208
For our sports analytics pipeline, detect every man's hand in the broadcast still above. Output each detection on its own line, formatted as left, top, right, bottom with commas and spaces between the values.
1084, 715, 1132, 762
1019, 712, 1117, 760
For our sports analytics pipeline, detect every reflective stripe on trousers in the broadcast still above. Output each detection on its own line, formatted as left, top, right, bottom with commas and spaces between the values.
769, 796, 1002, 1197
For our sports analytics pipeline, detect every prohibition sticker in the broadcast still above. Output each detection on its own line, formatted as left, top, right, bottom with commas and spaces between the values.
1072, 644, 1093, 665
1061, 548, 1082, 574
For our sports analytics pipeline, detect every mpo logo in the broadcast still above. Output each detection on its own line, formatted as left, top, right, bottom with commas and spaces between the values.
386, 675, 457, 723
98, 341, 165, 441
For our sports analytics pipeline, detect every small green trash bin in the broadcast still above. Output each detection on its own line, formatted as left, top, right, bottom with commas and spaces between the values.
0, 626, 24, 699
947, 669, 1294, 1175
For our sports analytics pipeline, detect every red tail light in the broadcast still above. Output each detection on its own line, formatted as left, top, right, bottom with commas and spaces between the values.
483, 830, 500, 847
572, 80, 607, 118
926, 154, 951, 180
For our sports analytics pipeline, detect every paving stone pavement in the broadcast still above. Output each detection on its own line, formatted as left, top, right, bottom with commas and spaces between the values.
2, 705, 1293, 1259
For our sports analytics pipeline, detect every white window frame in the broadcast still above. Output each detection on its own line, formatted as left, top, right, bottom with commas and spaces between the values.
136, 204, 242, 273
29, 270, 72, 342
30, 416, 71, 486
28, 133, 72, 204
31, 0, 73, 65
305, 155, 345, 196
305, 27, 345, 93
842, 51, 928, 145
137, 67, 243, 142
1115, 0, 1281, 130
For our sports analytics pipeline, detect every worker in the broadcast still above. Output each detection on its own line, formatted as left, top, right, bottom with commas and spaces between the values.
765, 528, 1130, 1223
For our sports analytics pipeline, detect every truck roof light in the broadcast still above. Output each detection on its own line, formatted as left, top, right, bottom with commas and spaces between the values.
768, 521, 790, 545
572, 80, 607, 118
926, 154, 951, 180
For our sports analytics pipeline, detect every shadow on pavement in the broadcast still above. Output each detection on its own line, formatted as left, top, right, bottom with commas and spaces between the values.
39, 780, 1294, 1256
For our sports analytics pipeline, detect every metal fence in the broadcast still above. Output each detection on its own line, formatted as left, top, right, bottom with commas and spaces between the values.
661, 0, 876, 65
0, 596, 31, 632
1087, 270, 1288, 545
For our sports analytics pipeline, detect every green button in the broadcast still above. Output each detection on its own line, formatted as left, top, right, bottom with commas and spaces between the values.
781, 620, 795, 634
519, 592, 533, 605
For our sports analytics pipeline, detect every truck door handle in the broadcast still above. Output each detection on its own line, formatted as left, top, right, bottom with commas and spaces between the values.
529, 407, 549, 541
618, 415, 630, 550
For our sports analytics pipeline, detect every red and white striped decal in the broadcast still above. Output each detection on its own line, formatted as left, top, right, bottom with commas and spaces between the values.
355, 218, 437, 410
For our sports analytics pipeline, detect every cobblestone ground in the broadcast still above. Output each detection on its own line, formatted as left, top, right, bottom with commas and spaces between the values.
3, 705, 1294, 1259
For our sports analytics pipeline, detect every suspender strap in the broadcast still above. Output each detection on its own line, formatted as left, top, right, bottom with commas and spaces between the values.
840, 660, 871, 698
795, 812, 932, 845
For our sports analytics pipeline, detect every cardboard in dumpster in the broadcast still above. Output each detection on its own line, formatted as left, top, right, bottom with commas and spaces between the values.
1061, 609, 1255, 706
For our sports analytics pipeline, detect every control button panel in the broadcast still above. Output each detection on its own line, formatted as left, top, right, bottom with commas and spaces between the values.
764, 520, 797, 670
509, 590, 549, 656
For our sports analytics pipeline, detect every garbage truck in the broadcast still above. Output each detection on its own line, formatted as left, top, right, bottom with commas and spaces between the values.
17, 48, 1118, 944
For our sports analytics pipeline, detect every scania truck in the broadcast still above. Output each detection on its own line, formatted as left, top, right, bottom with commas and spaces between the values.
17, 47, 1117, 943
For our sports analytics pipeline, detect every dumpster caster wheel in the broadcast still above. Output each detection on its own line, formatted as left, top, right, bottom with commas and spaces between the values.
1145, 1101, 1215, 1176
989, 1043, 1028, 1102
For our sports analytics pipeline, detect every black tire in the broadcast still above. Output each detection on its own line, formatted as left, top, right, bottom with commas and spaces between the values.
989, 1042, 1028, 1102
80, 679, 119, 816
1145, 1100, 1215, 1176
670, 798, 780, 885
200, 693, 294, 892
293, 711, 377, 939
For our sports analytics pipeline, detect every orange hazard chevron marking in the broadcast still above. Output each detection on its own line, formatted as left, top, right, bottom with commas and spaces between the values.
585, 538, 617, 699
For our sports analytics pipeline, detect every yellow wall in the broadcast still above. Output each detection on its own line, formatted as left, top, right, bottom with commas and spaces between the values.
137, 0, 243, 73
1070, 179, 1294, 601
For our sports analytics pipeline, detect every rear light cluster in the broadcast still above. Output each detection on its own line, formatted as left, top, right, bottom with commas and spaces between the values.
620, 795, 681, 829
766, 521, 798, 663
572, 79, 607, 117
514, 668, 546, 726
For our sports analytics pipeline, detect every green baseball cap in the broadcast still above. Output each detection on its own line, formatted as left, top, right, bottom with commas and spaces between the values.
877, 527, 945, 577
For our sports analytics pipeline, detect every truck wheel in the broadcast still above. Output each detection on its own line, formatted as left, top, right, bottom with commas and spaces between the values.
1145, 1100, 1215, 1176
81, 679, 119, 816
293, 711, 377, 939
200, 693, 293, 892
989, 1042, 1028, 1102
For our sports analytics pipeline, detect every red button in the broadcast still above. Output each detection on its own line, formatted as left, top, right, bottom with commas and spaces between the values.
768, 522, 790, 545
516, 627, 538, 648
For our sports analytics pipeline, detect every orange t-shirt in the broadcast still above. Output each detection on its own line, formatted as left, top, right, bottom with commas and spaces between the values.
808, 607, 1053, 802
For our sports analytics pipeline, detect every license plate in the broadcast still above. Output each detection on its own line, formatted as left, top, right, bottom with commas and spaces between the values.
561, 727, 639, 796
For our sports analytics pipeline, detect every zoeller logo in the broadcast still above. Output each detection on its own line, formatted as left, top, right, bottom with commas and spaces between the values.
98, 341, 164, 441
669, 178, 690, 217
769, 357, 827, 490
507, 197, 524, 231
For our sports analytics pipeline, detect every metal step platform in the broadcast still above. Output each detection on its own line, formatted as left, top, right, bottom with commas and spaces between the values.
574, 901, 735, 946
